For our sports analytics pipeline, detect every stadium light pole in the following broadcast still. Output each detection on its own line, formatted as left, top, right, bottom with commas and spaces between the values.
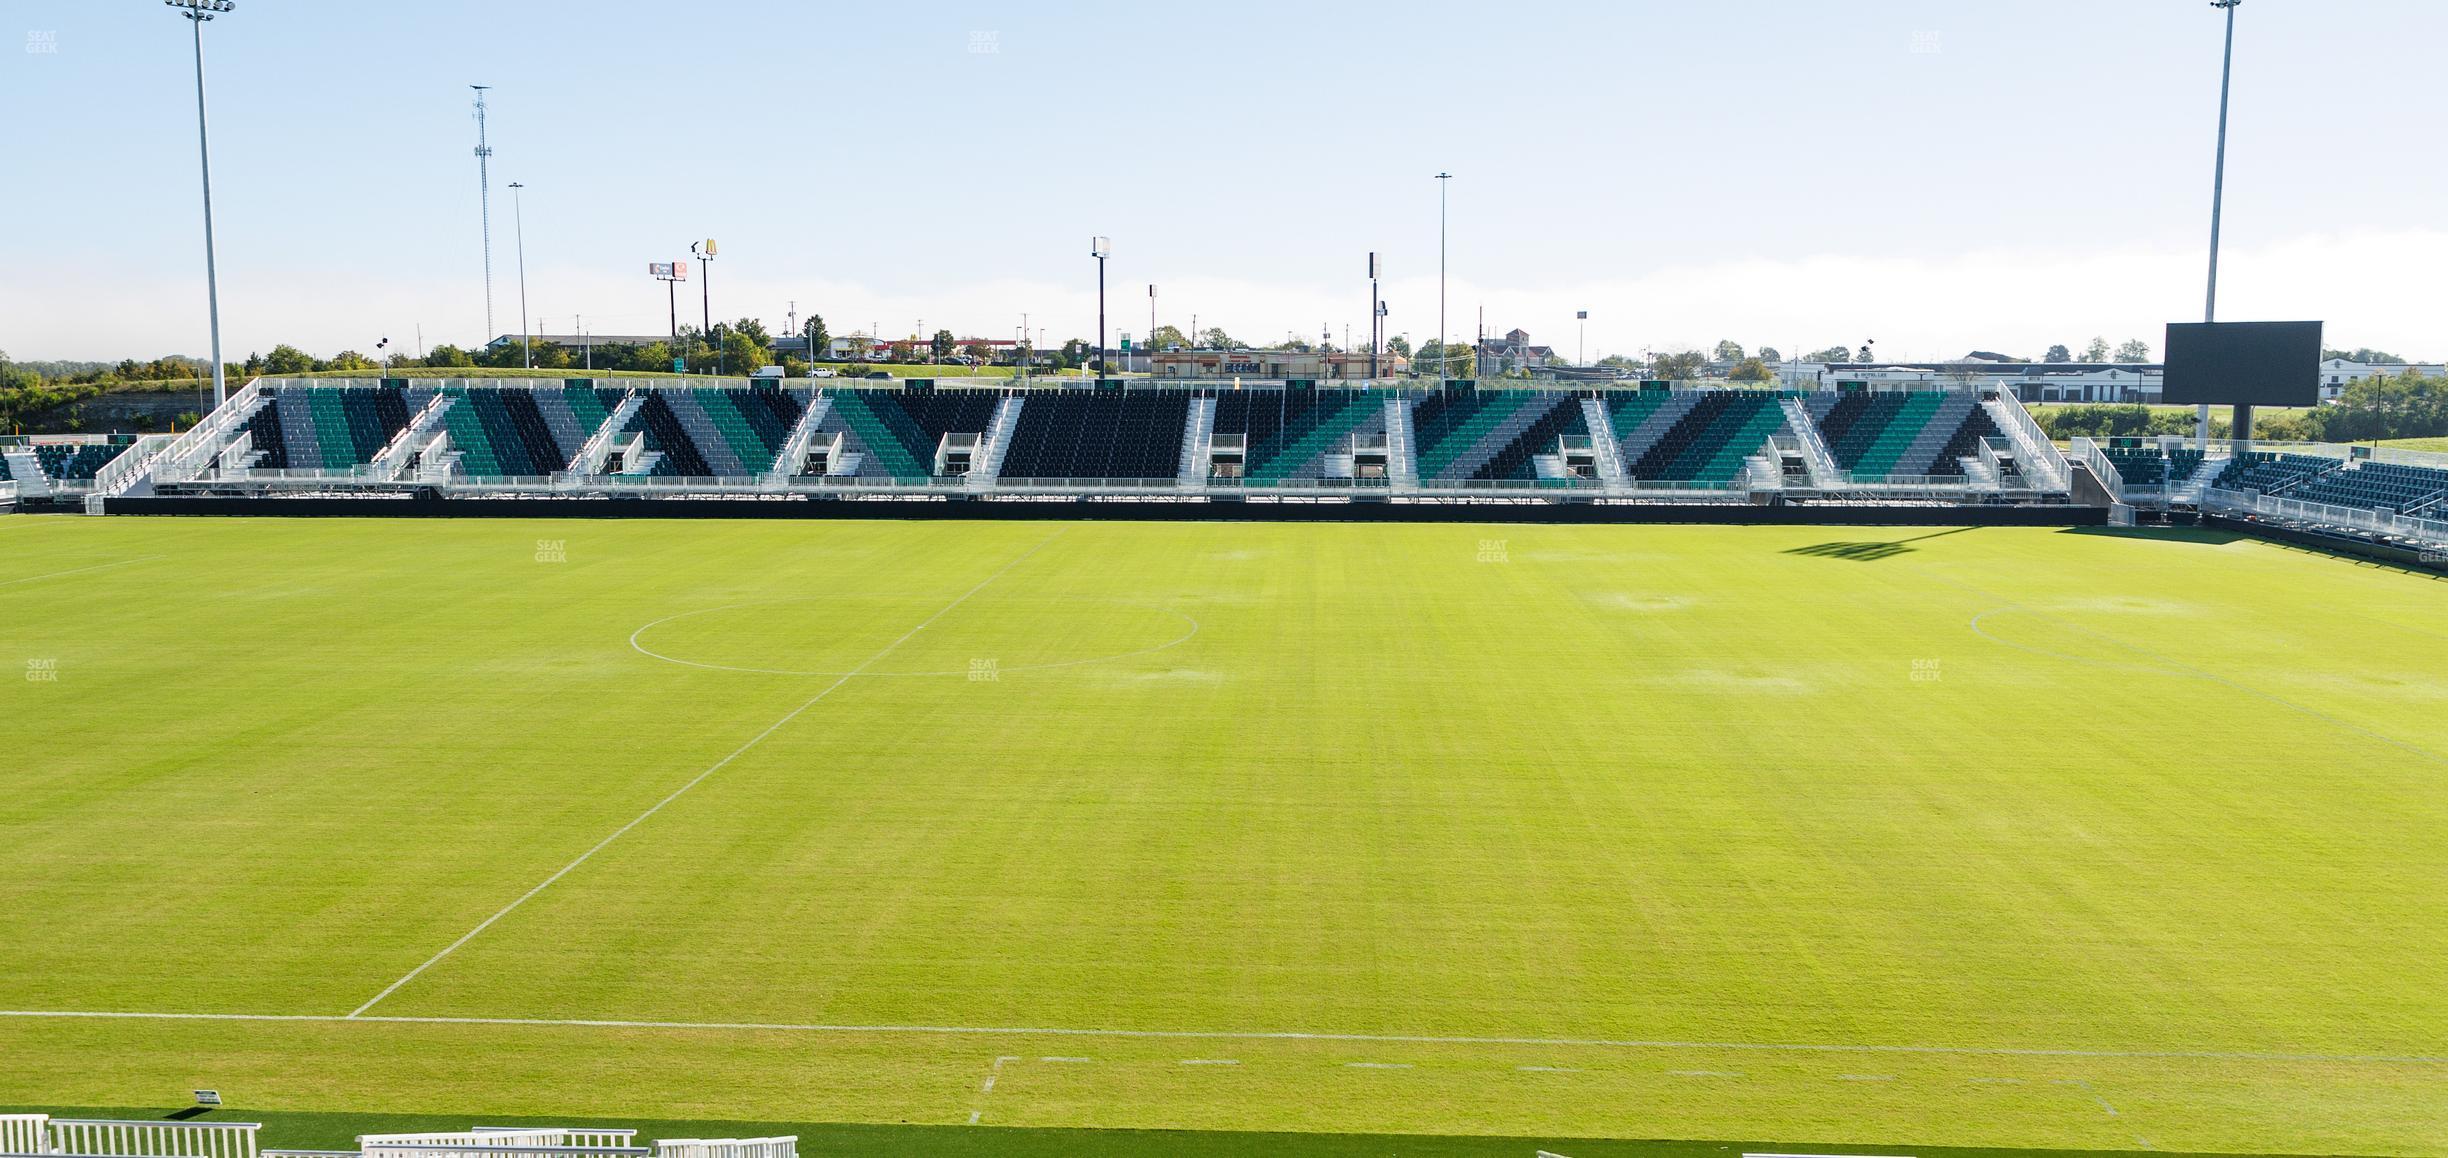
2201, 0, 2242, 445
166, 0, 235, 409
691, 240, 716, 360
508, 182, 530, 369
1577, 310, 1588, 367
1367, 252, 1380, 380
1092, 236, 1110, 383
1435, 172, 1451, 379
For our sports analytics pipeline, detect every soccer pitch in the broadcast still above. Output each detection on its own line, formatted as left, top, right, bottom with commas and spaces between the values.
3, 515, 2445, 1157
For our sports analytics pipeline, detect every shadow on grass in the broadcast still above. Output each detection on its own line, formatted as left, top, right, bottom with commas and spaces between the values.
2058, 525, 2250, 546
2068, 523, 2447, 580
1784, 526, 1980, 562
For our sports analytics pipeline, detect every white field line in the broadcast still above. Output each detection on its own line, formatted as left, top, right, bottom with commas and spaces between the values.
1, 1008, 2439, 1067
0, 555, 166, 589
347, 530, 1067, 1018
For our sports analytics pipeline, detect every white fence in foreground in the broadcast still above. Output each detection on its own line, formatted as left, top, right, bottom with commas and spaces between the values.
0, 1118, 789, 1158
2, 1119, 260, 1158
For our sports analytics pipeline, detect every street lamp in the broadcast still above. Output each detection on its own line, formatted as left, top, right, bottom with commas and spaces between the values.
2201, 0, 2242, 445
1435, 172, 1451, 379
507, 182, 530, 369
165, 0, 235, 409
1092, 236, 1111, 383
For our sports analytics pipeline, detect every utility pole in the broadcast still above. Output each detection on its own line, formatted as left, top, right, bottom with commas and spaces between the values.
508, 182, 529, 368
2202, 0, 2243, 445
472, 86, 494, 345
1436, 171, 1452, 378
167, 0, 236, 409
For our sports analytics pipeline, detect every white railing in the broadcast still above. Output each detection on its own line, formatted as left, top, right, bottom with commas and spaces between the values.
766, 394, 833, 482
1579, 398, 1632, 494
0, 480, 19, 508
570, 392, 643, 475
1983, 394, 2069, 491
2203, 487, 2448, 549
152, 379, 268, 483
372, 392, 457, 480
358, 1130, 642, 1158
653, 1140, 794, 1158
87, 433, 176, 498
1, 1115, 47, 1155
43, 1120, 260, 1158
1177, 396, 1216, 486
1384, 397, 1417, 488
1777, 397, 1843, 487
2068, 437, 2125, 503
972, 395, 1025, 485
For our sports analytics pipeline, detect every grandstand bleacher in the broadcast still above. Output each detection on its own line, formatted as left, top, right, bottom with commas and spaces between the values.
2214, 451, 2344, 495
1001, 390, 1190, 479
1628, 390, 1788, 483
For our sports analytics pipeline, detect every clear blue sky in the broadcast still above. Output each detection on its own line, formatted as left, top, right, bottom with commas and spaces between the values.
7, 1, 2443, 363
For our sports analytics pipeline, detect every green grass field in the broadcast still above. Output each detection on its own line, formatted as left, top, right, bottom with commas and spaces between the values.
3, 516, 2445, 1157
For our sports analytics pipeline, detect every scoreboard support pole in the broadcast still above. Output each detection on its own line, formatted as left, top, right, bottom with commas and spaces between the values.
2233, 403, 2254, 450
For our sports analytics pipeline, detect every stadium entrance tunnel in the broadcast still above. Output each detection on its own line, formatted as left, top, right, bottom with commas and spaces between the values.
629, 595, 1199, 677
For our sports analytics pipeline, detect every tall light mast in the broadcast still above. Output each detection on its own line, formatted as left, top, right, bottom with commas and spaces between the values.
472, 85, 495, 343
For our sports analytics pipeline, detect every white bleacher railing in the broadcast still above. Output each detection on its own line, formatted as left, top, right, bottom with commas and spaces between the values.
1776, 398, 1843, 487
2203, 487, 2448, 550
151, 379, 268, 483
91, 433, 177, 498
42, 1119, 261, 1158
372, 392, 457, 480
362, 1131, 635, 1153
1982, 393, 2069, 491
2068, 437, 2126, 503
766, 394, 833, 482
1578, 398, 1632, 494
1, 1115, 48, 1155
569, 392, 643, 476
653, 1139, 794, 1158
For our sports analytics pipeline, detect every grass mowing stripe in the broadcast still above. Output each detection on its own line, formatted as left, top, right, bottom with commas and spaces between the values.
4, 1008, 2441, 1066
346, 528, 1067, 1017
0, 555, 165, 588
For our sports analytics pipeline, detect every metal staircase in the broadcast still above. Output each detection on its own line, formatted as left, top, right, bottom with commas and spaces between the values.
1981, 395, 2070, 492
1384, 397, 1418, 490
371, 392, 457, 481
1177, 397, 1216, 487
767, 393, 834, 481
1778, 396, 1843, 487
1581, 398, 1632, 494
971, 395, 1025, 488
571, 391, 644, 475
2, 451, 49, 498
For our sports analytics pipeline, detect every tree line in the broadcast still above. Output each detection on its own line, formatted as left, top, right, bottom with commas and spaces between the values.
2038, 370, 2448, 443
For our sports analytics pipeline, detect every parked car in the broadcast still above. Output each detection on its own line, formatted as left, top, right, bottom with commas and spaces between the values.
863, 370, 892, 380
807, 368, 836, 378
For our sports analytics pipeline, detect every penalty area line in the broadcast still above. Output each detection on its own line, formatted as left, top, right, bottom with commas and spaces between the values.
345, 530, 1068, 1019
1, 1008, 2440, 1067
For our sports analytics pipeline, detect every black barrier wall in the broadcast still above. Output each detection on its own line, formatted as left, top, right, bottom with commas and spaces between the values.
94, 495, 2107, 528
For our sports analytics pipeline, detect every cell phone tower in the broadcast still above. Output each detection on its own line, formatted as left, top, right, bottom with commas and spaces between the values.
472, 85, 495, 342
